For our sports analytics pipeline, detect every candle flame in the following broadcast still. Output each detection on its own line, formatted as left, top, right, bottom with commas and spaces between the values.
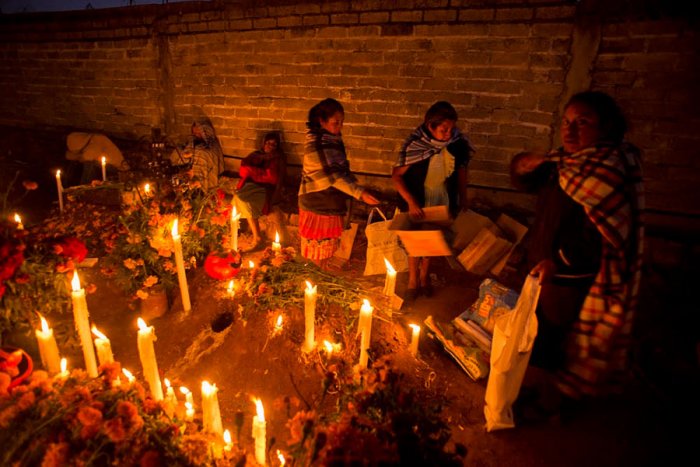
91, 325, 108, 341
253, 398, 265, 421
14, 213, 21, 224
202, 380, 217, 395
275, 314, 283, 330
137, 317, 148, 331
39, 314, 50, 333
101, 156, 106, 165
171, 219, 179, 239
362, 298, 371, 308
248, 260, 255, 269
410, 324, 421, 333
60, 358, 67, 373
122, 368, 135, 382
144, 183, 150, 194
223, 429, 232, 445
384, 257, 396, 274
56, 169, 61, 178
164, 378, 171, 388
231, 205, 239, 219
277, 450, 286, 465
323, 340, 333, 354
274, 231, 280, 243
227, 280, 235, 295
305, 280, 315, 293
180, 386, 191, 396
71, 270, 81, 291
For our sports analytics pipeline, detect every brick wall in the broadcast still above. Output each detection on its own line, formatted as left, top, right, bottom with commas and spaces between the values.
0, 0, 698, 228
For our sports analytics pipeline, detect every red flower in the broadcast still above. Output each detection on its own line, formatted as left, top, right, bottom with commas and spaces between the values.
54, 237, 88, 263
203, 251, 241, 280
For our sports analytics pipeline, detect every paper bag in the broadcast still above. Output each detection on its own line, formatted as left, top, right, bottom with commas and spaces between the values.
484, 275, 540, 432
334, 223, 359, 262
363, 208, 409, 276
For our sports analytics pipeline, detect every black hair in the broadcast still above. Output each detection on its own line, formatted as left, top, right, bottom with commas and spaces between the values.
262, 131, 281, 146
307, 98, 344, 129
424, 101, 458, 130
565, 91, 628, 144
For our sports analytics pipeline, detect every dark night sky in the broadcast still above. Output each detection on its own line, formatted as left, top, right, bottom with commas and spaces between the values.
0, 0, 195, 14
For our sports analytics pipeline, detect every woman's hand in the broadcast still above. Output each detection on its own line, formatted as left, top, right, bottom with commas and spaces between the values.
408, 201, 424, 219
360, 191, 380, 206
530, 259, 556, 285
513, 152, 546, 175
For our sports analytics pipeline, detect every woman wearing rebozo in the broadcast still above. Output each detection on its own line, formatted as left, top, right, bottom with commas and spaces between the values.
511, 91, 644, 403
298, 98, 379, 269
172, 118, 225, 191
234, 131, 287, 250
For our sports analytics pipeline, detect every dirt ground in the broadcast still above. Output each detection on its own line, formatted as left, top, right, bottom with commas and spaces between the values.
14, 217, 692, 467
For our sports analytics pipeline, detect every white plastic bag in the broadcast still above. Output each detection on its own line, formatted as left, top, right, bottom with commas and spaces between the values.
363, 208, 408, 276
484, 275, 540, 432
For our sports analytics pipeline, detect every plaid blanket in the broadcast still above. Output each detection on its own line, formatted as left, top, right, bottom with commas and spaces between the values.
548, 143, 644, 397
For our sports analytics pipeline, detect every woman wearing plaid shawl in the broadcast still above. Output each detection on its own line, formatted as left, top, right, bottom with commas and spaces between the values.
172, 118, 225, 191
511, 91, 644, 412
392, 101, 474, 301
298, 98, 379, 268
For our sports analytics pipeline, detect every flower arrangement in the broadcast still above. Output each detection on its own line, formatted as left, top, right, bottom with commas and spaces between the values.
0, 363, 227, 466
0, 219, 90, 335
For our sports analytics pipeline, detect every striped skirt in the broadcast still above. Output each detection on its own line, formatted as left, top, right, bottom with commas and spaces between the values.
299, 209, 343, 261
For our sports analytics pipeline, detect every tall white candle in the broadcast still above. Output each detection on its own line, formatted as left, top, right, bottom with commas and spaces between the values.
180, 386, 194, 406
137, 317, 164, 401
408, 324, 421, 357
70, 271, 98, 377
14, 213, 23, 230
230, 205, 240, 252
171, 219, 191, 313
163, 378, 178, 418
101, 156, 107, 181
55, 170, 64, 214
358, 299, 374, 369
92, 325, 114, 367
252, 398, 266, 466
185, 401, 195, 422
302, 281, 317, 352
383, 258, 397, 297
35, 315, 61, 374
201, 381, 223, 435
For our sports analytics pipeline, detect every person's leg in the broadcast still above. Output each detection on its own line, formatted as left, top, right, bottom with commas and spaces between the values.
406, 257, 420, 300
249, 218, 262, 246
419, 257, 432, 296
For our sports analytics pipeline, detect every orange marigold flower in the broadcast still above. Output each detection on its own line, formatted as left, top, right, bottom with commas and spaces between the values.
41, 442, 69, 467
16, 391, 36, 411
77, 406, 103, 439
139, 450, 161, 467
22, 180, 38, 190
104, 418, 126, 443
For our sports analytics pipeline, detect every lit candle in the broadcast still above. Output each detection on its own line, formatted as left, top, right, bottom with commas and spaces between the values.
55, 169, 64, 214
122, 367, 135, 383
163, 378, 178, 418
58, 358, 69, 379
223, 429, 233, 452
185, 401, 195, 422
144, 183, 151, 196
277, 450, 286, 465
323, 340, 334, 357
230, 204, 240, 252
252, 398, 266, 466
201, 381, 223, 435
248, 260, 255, 269
272, 230, 281, 253
358, 299, 374, 369
180, 386, 194, 406
101, 156, 107, 181
70, 270, 98, 377
409, 324, 421, 357
227, 280, 235, 298
302, 280, 317, 352
383, 258, 397, 298
35, 314, 61, 374
274, 314, 283, 334
171, 219, 191, 313
13, 213, 23, 230
137, 317, 164, 401
92, 325, 114, 367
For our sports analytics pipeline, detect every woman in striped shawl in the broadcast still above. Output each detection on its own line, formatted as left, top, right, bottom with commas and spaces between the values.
173, 118, 225, 191
511, 91, 644, 413
392, 101, 474, 301
298, 98, 379, 268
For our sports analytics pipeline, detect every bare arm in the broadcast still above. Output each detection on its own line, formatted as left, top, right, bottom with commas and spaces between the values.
391, 165, 424, 219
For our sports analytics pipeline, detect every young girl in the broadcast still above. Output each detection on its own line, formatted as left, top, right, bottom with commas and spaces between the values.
392, 101, 474, 301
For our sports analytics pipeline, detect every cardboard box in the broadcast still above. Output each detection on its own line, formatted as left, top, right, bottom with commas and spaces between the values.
388, 205, 453, 257
452, 210, 528, 276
